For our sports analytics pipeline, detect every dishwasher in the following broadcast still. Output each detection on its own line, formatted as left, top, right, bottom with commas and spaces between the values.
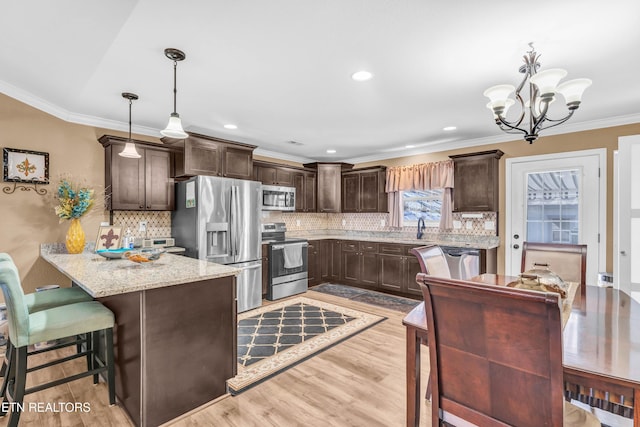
440, 246, 480, 280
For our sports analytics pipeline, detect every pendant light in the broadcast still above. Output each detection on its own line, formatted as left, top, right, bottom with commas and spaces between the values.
119, 92, 141, 158
160, 48, 188, 139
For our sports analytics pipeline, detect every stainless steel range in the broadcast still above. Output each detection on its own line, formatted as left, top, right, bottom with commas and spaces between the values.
262, 223, 308, 300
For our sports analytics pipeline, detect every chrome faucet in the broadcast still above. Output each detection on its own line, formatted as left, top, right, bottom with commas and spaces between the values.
417, 218, 426, 239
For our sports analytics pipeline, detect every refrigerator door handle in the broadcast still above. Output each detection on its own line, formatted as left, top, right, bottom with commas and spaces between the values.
231, 185, 241, 259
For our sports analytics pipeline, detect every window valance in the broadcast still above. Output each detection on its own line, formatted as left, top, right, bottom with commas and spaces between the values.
385, 160, 454, 192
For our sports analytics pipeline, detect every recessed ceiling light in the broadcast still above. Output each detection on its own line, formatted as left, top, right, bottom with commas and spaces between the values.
326, 149, 337, 154
224, 124, 238, 130
351, 71, 373, 82
443, 126, 457, 131
405, 145, 416, 149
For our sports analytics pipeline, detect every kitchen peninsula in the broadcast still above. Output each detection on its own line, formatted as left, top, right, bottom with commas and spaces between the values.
40, 244, 241, 427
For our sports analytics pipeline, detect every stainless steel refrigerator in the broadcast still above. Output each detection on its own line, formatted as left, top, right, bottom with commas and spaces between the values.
172, 176, 262, 312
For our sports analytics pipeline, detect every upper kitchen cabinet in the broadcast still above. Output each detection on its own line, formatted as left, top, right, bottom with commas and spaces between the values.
450, 150, 504, 212
253, 161, 295, 186
341, 166, 388, 213
164, 132, 256, 180
293, 170, 317, 212
99, 135, 175, 211
304, 162, 353, 213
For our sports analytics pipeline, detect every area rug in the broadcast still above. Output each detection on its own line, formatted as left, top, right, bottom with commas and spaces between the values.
227, 296, 385, 394
310, 283, 421, 313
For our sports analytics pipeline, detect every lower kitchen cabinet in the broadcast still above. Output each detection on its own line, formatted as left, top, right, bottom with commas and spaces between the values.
307, 241, 320, 286
313, 238, 495, 299
341, 242, 378, 288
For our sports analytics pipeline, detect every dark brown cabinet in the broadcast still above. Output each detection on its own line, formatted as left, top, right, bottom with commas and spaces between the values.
341, 167, 387, 213
167, 133, 255, 180
450, 150, 504, 212
99, 136, 174, 211
293, 171, 317, 212
307, 241, 320, 286
254, 163, 294, 186
320, 239, 342, 282
377, 243, 422, 296
304, 163, 353, 213
341, 241, 378, 288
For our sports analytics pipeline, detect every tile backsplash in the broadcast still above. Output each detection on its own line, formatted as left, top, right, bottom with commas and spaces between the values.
263, 211, 498, 237
112, 209, 497, 241
112, 211, 172, 239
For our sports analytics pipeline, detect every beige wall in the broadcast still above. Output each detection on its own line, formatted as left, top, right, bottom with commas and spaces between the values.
0, 93, 162, 293
357, 123, 640, 274
2, 91, 639, 292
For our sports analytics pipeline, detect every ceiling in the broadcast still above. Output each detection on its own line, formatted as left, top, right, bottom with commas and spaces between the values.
2, 1, 639, 164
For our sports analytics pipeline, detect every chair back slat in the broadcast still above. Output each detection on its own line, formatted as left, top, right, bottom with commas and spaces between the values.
0, 254, 30, 347
418, 274, 564, 427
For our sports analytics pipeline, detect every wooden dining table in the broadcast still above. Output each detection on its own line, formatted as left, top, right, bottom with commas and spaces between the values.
403, 274, 640, 427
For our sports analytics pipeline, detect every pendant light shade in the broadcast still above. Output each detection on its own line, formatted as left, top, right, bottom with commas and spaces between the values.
161, 48, 188, 139
119, 92, 141, 159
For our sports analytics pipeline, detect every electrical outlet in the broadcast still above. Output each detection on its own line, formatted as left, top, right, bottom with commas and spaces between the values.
466, 221, 473, 230
139, 221, 147, 232
453, 220, 462, 229
380, 219, 385, 227
296, 219, 301, 227
342, 219, 346, 226
484, 220, 495, 230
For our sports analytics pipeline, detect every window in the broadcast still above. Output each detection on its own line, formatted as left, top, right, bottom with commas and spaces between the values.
526, 170, 579, 244
402, 189, 443, 226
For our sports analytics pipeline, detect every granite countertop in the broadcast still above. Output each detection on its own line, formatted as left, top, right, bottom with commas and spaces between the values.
40, 244, 241, 298
285, 231, 500, 250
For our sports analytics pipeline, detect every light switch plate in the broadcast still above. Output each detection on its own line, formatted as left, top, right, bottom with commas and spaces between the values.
139, 221, 147, 232
296, 220, 301, 227
380, 219, 385, 227
453, 220, 462, 229
484, 221, 495, 230
342, 219, 346, 226
466, 221, 473, 230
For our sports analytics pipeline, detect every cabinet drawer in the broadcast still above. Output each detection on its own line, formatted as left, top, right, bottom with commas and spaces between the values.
378, 243, 404, 254
359, 242, 378, 253
341, 241, 359, 252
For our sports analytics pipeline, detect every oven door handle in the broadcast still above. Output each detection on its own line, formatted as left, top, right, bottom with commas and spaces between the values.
272, 243, 308, 250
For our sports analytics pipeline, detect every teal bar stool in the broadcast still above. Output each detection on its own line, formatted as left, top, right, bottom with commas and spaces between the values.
0, 254, 93, 313
0, 257, 115, 427
0, 253, 94, 378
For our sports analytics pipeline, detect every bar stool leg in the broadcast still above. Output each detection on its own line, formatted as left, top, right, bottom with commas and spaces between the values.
92, 331, 99, 385
0, 343, 13, 399
8, 346, 27, 427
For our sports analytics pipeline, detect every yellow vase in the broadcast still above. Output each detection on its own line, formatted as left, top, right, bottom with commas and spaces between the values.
65, 218, 86, 254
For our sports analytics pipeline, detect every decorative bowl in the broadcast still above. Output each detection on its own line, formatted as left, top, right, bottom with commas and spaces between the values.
96, 248, 133, 259
126, 249, 164, 264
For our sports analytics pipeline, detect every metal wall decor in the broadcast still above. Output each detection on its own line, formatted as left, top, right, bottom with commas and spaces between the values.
2, 147, 49, 195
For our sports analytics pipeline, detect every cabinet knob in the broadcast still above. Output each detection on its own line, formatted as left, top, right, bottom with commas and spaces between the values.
139, 205, 144, 209
147, 205, 151, 209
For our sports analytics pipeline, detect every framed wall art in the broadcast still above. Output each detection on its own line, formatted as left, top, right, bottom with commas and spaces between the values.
95, 226, 123, 251
3, 148, 49, 184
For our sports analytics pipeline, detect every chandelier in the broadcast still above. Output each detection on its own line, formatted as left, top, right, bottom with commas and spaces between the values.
484, 43, 591, 144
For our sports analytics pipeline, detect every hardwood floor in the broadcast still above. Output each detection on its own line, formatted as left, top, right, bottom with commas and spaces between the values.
0, 290, 431, 427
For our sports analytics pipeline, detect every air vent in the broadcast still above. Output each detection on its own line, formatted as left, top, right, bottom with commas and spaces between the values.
286, 140, 304, 146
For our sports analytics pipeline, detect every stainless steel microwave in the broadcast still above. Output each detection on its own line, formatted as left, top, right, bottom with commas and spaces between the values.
261, 185, 296, 211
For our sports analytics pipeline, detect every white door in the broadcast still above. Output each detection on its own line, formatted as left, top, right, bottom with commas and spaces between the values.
505, 149, 606, 285
615, 135, 640, 299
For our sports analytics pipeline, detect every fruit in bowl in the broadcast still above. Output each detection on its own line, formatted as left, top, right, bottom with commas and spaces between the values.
126, 249, 164, 263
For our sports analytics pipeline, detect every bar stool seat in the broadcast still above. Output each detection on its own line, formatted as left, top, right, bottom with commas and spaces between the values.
0, 256, 116, 427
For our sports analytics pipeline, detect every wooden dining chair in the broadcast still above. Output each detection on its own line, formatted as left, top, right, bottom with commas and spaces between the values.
521, 242, 588, 298
409, 245, 451, 278
417, 273, 600, 427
